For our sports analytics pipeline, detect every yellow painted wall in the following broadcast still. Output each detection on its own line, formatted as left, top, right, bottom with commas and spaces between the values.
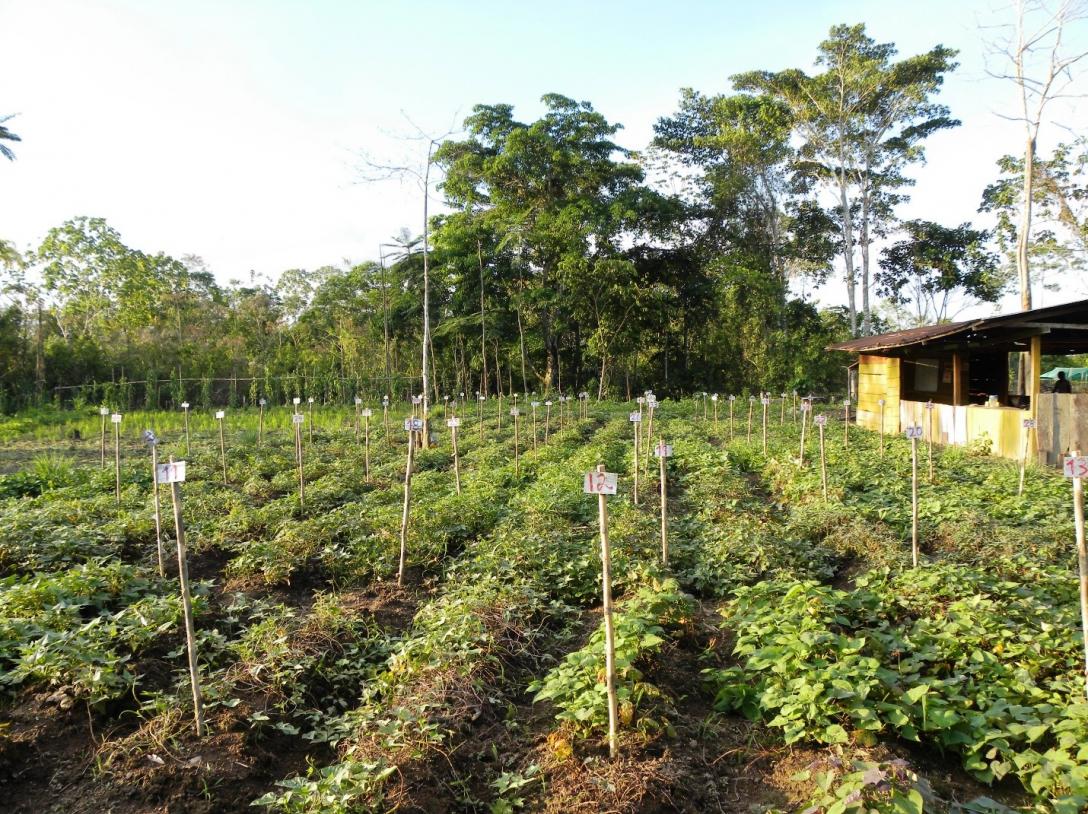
965, 405, 1025, 460
856, 354, 900, 434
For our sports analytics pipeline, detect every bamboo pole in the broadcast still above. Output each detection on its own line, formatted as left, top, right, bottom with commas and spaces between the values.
217, 412, 227, 485
658, 440, 668, 567
150, 440, 164, 577
113, 414, 121, 504
100, 408, 108, 468
911, 430, 920, 568
818, 417, 828, 500
398, 426, 415, 586
1069, 451, 1088, 699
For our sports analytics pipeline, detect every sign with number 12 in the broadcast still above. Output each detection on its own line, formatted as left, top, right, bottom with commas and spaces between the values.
583, 471, 618, 495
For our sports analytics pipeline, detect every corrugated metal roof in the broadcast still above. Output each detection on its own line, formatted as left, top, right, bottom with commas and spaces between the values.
829, 320, 973, 352
829, 298, 1088, 353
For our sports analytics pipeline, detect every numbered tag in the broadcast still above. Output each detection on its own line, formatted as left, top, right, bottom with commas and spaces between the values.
1064, 456, 1088, 478
215, 410, 225, 419
579, 392, 588, 400
729, 395, 736, 402
292, 414, 305, 425
711, 394, 718, 402
412, 396, 422, 405
404, 417, 423, 431
478, 395, 486, 401
531, 401, 540, 408
761, 397, 770, 406
636, 396, 644, 405
583, 471, 618, 495
181, 402, 190, 410
629, 411, 642, 422
259, 398, 267, 406
354, 397, 362, 406
447, 417, 461, 428
654, 442, 673, 458
361, 409, 372, 417
780, 393, 787, 399
510, 408, 520, 416
800, 401, 811, 412
905, 426, 924, 440
111, 413, 122, 424
143, 429, 157, 446
878, 399, 886, 407
156, 460, 186, 484
293, 397, 301, 405
545, 400, 552, 406
1023, 418, 1037, 429
844, 399, 851, 407
814, 415, 827, 427
99, 407, 109, 416
925, 401, 934, 411
382, 396, 390, 404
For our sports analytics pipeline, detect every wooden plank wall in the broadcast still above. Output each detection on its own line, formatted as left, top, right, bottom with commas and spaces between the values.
1038, 394, 1088, 465
857, 354, 899, 434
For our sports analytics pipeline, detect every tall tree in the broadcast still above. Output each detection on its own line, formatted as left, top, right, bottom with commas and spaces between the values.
734, 24, 958, 335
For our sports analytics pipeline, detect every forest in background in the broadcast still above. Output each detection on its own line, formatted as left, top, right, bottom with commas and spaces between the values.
1, 21, 1085, 412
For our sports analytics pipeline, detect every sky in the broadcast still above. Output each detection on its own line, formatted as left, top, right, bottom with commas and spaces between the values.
1, 0, 1085, 315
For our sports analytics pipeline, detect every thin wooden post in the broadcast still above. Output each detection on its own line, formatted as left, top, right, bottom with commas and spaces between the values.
728, 396, 734, 441
364, 410, 371, 484
911, 431, 920, 568
658, 441, 668, 567
100, 408, 108, 468
307, 398, 314, 445
1068, 450, 1088, 699
594, 464, 619, 759
512, 408, 520, 476
1019, 418, 1035, 496
450, 417, 461, 495
818, 417, 828, 500
799, 401, 809, 466
780, 393, 786, 424
926, 402, 935, 482
217, 411, 227, 485
113, 414, 122, 503
182, 403, 191, 456
712, 395, 719, 431
397, 426, 415, 586
761, 395, 768, 455
167, 457, 204, 737
843, 399, 850, 449
150, 441, 164, 577
354, 400, 360, 442
746, 396, 754, 443
532, 402, 539, 450
258, 399, 265, 446
294, 415, 305, 513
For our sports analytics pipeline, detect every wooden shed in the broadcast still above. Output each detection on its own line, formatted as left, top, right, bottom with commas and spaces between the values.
829, 299, 1088, 465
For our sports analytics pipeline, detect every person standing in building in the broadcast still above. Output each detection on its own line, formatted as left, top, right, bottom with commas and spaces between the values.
1053, 371, 1073, 394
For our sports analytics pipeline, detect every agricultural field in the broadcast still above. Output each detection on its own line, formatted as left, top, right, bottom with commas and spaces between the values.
0, 396, 1085, 814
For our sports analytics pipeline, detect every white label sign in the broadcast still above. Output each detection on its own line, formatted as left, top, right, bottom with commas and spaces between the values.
545, 401, 552, 406
354, 397, 362, 405
510, 408, 520, 416
293, 397, 301, 405
654, 442, 673, 458
814, 415, 827, 427
1023, 418, 1037, 429
583, 471, 618, 495
531, 401, 540, 408
761, 397, 770, 406
156, 461, 186, 484
215, 410, 225, 419
1064, 456, 1088, 478
729, 395, 736, 402
801, 401, 812, 412
447, 417, 461, 428
711, 394, 718, 401
181, 402, 190, 410
308, 398, 314, 404
878, 399, 886, 406
259, 399, 267, 406
111, 413, 122, 424
925, 401, 934, 411
412, 396, 422, 405
629, 411, 642, 422
292, 413, 305, 424
905, 426, 924, 440
404, 417, 423, 431
361, 409, 372, 417
99, 407, 109, 416
844, 399, 851, 407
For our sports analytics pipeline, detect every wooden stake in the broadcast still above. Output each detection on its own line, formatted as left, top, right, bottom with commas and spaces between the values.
295, 417, 305, 513
843, 399, 850, 449
595, 463, 619, 759
632, 415, 640, 506
258, 401, 265, 446
513, 409, 520, 476
818, 418, 828, 500
911, 433, 920, 568
658, 441, 668, 567
879, 399, 886, 457
746, 397, 754, 443
450, 420, 461, 495
100, 410, 107, 468
780, 394, 786, 424
532, 402, 538, 450
799, 401, 808, 466
761, 396, 768, 455
217, 413, 228, 485
397, 428, 415, 586
364, 411, 371, 484
545, 401, 552, 442
1069, 451, 1088, 700
712, 396, 718, 431
183, 404, 191, 456
728, 396, 734, 441
151, 442, 164, 577
307, 399, 314, 445
167, 457, 204, 737
113, 416, 121, 504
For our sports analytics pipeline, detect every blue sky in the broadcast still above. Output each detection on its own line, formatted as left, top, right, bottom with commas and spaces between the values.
1, 0, 1084, 312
